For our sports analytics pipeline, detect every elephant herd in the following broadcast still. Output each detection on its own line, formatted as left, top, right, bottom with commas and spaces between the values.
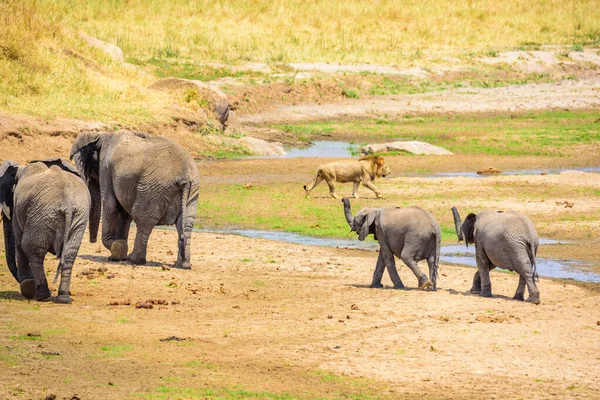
0, 131, 541, 305
1, 130, 199, 303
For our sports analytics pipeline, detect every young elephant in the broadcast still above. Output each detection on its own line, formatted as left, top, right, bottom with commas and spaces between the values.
70, 130, 200, 269
0, 159, 90, 303
451, 207, 540, 304
342, 198, 440, 290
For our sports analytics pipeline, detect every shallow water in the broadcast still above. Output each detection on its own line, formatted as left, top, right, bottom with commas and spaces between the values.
267, 141, 358, 158
410, 166, 600, 178
185, 226, 600, 282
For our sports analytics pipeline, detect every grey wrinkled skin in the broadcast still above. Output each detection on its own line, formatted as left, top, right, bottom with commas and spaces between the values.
343, 198, 440, 290
70, 131, 200, 269
451, 207, 540, 304
0, 159, 90, 303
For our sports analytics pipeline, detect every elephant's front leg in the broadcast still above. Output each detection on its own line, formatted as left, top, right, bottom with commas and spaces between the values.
475, 247, 493, 298
102, 194, 128, 261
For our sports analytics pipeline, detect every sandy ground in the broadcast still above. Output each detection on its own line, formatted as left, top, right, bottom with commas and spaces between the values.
1, 225, 599, 400
239, 76, 600, 125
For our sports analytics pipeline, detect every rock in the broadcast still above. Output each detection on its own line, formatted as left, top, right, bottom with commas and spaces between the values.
477, 166, 502, 175
79, 33, 124, 63
149, 78, 231, 127
240, 137, 286, 156
360, 141, 453, 156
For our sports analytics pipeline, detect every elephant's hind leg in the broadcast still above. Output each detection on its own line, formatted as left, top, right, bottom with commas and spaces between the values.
426, 255, 438, 291
400, 255, 430, 289
128, 223, 156, 265
29, 255, 51, 301
524, 273, 540, 304
56, 223, 87, 304
513, 275, 526, 301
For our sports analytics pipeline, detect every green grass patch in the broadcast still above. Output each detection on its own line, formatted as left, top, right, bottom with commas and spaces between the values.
98, 344, 133, 357
272, 110, 600, 157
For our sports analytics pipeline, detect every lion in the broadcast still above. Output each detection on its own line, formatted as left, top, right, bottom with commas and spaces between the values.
303, 156, 391, 199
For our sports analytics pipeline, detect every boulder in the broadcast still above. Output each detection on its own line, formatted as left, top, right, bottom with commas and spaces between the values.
360, 141, 453, 156
240, 137, 286, 156
149, 78, 231, 127
79, 33, 124, 63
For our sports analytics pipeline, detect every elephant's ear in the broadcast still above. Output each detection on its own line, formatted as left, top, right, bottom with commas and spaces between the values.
357, 209, 379, 241
29, 158, 80, 177
462, 213, 477, 246
0, 161, 19, 220
70, 132, 102, 182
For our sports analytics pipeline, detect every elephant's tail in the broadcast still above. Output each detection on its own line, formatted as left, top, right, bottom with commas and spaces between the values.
433, 228, 441, 288
527, 241, 538, 283
54, 208, 74, 284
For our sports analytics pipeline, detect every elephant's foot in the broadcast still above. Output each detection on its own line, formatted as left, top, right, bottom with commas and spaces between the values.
109, 240, 128, 261
470, 287, 481, 294
128, 254, 147, 265
369, 282, 384, 288
19, 279, 35, 299
393, 283, 406, 290
479, 289, 493, 298
513, 293, 525, 301
173, 260, 192, 270
56, 295, 72, 304
526, 296, 541, 305
417, 278, 432, 290
34, 285, 52, 302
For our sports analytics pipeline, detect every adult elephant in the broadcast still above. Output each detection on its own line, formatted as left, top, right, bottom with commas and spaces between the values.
70, 130, 200, 269
451, 207, 540, 304
343, 198, 440, 290
0, 159, 89, 303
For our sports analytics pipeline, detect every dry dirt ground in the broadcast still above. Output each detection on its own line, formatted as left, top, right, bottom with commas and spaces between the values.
1, 225, 599, 400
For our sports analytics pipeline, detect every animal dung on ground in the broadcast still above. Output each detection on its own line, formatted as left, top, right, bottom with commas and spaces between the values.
135, 301, 154, 309
477, 166, 502, 175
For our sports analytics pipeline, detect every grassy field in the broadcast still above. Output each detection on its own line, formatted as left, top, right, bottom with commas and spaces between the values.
274, 110, 600, 157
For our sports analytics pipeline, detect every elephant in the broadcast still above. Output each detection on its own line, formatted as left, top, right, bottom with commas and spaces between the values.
451, 207, 540, 304
0, 158, 90, 303
342, 198, 440, 290
70, 130, 200, 269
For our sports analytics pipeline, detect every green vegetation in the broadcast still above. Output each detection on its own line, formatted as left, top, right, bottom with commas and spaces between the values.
272, 110, 600, 157
98, 344, 133, 357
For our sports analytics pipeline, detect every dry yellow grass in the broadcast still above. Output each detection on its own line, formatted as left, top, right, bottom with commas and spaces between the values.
54, 0, 600, 64
1, 0, 599, 122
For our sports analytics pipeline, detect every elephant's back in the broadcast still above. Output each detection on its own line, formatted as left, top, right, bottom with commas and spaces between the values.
14, 168, 90, 228
476, 210, 538, 244
111, 134, 199, 183
380, 206, 439, 236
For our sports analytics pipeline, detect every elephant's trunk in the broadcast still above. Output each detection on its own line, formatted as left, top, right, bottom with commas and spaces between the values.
342, 197, 355, 231
451, 206, 464, 242
2, 213, 18, 282
88, 177, 101, 243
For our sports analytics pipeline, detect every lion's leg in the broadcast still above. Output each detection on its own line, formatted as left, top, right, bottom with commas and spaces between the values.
351, 182, 360, 198
304, 174, 323, 198
363, 181, 383, 198
326, 179, 339, 199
